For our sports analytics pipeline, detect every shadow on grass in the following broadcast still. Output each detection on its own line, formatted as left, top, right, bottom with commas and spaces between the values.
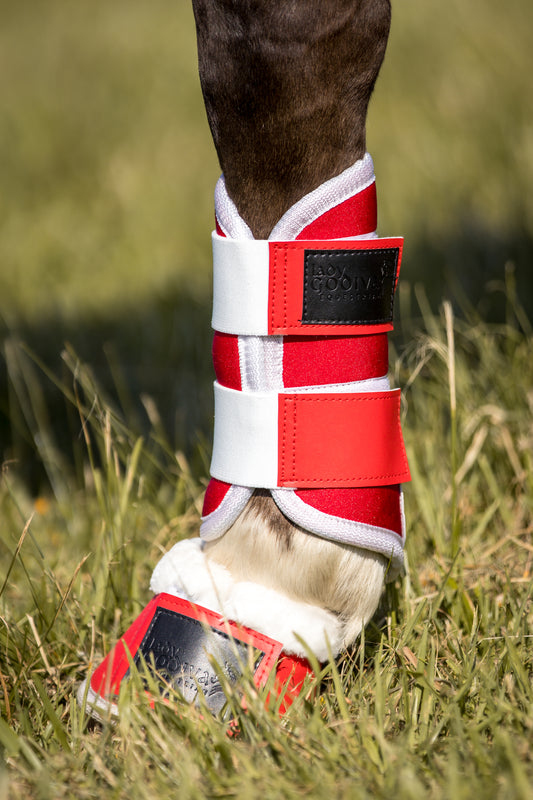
401, 222, 533, 324
0, 287, 214, 494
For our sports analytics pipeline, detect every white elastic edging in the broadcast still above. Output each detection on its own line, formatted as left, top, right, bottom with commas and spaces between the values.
269, 153, 376, 241
210, 376, 390, 488
200, 484, 254, 541
213, 152, 376, 242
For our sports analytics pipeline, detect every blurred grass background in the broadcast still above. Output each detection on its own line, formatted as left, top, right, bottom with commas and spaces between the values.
1, 0, 532, 490
1, 2, 533, 797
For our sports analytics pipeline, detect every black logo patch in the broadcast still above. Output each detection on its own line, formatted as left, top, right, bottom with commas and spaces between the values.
302, 247, 399, 325
134, 608, 263, 715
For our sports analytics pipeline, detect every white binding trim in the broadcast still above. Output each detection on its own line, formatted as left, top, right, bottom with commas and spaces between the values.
150, 538, 344, 660
77, 678, 118, 722
270, 153, 376, 241
200, 484, 254, 541
210, 376, 390, 488
214, 179, 254, 240
271, 488, 404, 581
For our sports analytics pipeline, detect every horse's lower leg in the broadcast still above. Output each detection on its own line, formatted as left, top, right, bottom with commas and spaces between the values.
203, 493, 388, 649
192, 0, 403, 652
77, 1, 407, 718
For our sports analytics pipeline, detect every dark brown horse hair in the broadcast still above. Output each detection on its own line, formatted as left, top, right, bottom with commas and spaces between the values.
192, 0, 391, 238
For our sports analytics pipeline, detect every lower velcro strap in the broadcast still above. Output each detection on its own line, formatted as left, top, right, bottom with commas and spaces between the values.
278, 390, 410, 487
210, 383, 411, 488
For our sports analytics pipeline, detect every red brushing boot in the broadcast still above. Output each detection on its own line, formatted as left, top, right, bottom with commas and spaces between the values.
78, 153, 409, 720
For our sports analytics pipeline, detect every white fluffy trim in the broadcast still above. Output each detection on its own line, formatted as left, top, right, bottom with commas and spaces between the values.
150, 538, 343, 661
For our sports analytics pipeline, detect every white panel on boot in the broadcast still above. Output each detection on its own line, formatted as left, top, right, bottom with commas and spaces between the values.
210, 382, 279, 487
211, 236, 270, 335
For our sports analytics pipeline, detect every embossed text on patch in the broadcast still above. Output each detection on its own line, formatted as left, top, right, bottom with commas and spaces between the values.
135, 608, 263, 714
302, 247, 399, 325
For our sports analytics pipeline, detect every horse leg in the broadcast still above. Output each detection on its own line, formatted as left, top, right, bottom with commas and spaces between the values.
192, 1, 391, 234
187, 0, 407, 660
79, 0, 409, 717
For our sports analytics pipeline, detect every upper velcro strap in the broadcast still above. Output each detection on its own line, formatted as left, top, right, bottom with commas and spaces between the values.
210, 382, 411, 489
212, 233, 403, 336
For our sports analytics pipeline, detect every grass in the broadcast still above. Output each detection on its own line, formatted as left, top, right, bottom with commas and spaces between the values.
1, 0, 533, 797
1, 300, 532, 798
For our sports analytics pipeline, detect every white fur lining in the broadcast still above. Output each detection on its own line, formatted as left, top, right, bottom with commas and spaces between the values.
150, 538, 344, 661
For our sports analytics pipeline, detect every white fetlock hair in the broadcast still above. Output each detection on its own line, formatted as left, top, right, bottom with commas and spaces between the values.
150, 537, 344, 662
151, 503, 387, 661
203, 495, 388, 652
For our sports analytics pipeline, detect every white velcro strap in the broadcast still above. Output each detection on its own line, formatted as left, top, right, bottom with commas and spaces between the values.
211, 232, 403, 337
211, 235, 270, 335
210, 380, 410, 489
211, 382, 279, 486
